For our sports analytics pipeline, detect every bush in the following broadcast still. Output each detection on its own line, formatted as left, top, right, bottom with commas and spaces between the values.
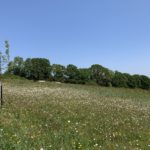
65, 79, 85, 84
140, 75, 150, 90
133, 75, 142, 88
123, 73, 136, 88
112, 72, 128, 88
1, 74, 26, 80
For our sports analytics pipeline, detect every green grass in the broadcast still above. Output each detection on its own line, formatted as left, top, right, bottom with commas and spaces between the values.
0, 79, 150, 150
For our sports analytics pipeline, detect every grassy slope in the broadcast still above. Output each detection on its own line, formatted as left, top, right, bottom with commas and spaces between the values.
0, 79, 150, 150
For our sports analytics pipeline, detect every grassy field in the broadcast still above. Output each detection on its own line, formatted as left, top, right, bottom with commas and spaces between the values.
0, 79, 150, 150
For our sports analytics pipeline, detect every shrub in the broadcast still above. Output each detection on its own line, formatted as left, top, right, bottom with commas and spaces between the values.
112, 71, 128, 88
124, 73, 136, 88
140, 75, 150, 90
132, 75, 142, 88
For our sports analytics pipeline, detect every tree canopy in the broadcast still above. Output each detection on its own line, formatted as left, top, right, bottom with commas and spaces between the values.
7, 57, 150, 90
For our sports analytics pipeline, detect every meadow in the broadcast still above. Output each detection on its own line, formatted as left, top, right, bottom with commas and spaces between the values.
0, 78, 150, 150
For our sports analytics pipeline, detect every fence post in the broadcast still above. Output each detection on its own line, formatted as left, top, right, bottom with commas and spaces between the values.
0, 82, 3, 106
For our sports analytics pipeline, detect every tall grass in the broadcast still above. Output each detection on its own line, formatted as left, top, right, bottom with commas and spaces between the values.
0, 79, 150, 149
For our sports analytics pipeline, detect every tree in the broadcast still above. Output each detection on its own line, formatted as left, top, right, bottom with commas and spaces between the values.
90, 64, 113, 86
78, 68, 91, 83
65, 64, 82, 84
66, 64, 79, 79
112, 71, 128, 88
133, 74, 142, 88
97, 68, 113, 87
51, 64, 66, 82
24, 58, 32, 79
90, 64, 103, 81
0, 41, 10, 106
123, 73, 136, 88
8, 56, 24, 76
132, 74, 150, 89
24, 58, 50, 80
140, 75, 150, 90
0, 41, 10, 75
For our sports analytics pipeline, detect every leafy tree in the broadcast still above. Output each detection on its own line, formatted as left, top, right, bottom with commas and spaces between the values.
65, 64, 83, 84
90, 64, 113, 86
132, 74, 150, 89
0, 41, 10, 75
0, 41, 10, 105
24, 58, 50, 80
133, 74, 142, 88
90, 64, 103, 81
112, 71, 128, 88
78, 68, 91, 83
8, 56, 24, 76
51, 64, 66, 82
66, 64, 79, 79
123, 73, 136, 88
97, 68, 113, 87
24, 58, 32, 79
140, 75, 150, 90
5, 41, 10, 63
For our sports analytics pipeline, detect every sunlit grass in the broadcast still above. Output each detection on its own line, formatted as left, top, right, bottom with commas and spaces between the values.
0, 79, 150, 149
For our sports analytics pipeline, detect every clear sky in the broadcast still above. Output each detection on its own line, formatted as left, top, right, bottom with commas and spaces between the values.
0, 0, 150, 76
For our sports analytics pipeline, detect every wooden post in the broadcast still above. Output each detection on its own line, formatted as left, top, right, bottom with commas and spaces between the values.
0, 82, 3, 106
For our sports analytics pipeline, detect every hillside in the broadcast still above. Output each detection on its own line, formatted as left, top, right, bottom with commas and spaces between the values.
0, 79, 150, 149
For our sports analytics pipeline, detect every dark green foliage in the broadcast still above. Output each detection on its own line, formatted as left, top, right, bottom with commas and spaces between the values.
90, 64, 103, 80
123, 73, 136, 88
66, 64, 79, 79
65, 64, 85, 84
133, 75, 142, 88
6, 56, 150, 90
24, 58, 50, 80
24, 58, 32, 79
112, 71, 128, 88
5, 41, 10, 62
90, 64, 113, 87
132, 75, 150, 89
78, 68, 91, 83
2, 74, 27, 80
51, 64, 66, 82
65, 78, 85, 84
8, 57, 24, 76
140, 75, 150, 90
97, 68, 113, 87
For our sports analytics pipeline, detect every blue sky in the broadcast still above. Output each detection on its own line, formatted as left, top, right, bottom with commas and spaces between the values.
0, 0, 150, 76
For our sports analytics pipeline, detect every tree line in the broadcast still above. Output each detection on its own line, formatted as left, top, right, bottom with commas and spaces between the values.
6, 56, 150, 90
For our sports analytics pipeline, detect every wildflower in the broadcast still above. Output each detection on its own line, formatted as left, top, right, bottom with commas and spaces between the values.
68, 120, 71, 123
31, 136, 34, 139
0, 129, 3, 132
76, 122, 79, 125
